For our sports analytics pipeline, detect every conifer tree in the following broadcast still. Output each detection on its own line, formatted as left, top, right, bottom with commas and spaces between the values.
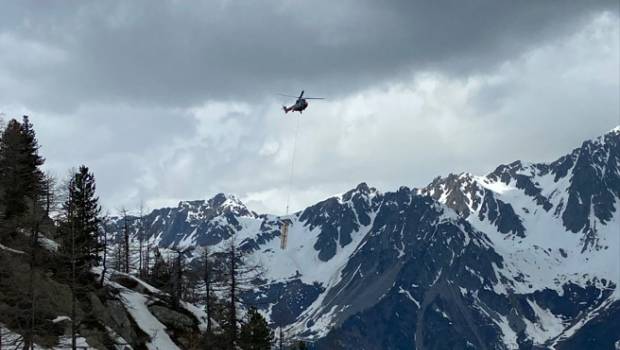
149, 246, 170, 288
0, 116, 45, 232
238, 307, 273, 350
19, 116, 45, 200
59, 165, 101, 350
61, 165, 102, 271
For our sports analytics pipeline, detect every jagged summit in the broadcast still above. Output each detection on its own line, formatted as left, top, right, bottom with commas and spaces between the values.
178, 192, 256, 219
425, 126, 619, 240
351, 182, 373, 194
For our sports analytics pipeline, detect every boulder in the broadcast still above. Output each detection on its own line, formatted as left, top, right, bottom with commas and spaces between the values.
148, 304, 195, 330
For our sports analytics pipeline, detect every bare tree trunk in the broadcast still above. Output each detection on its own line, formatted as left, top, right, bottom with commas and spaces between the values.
138, 225, 143, 277
279, 327, 283, 350
100, 221, 107, 287
221, 239, 264, 350
144, 242, 151, 278
203, 248, 212, 335
122, 210, 130, 274
43, 172, 56, 218
172, 250, 183, 309
26, 199, 40, 350
138, 202, 144, 278
228, 243, 237, 350
115, 239, 122, 272
71, 215, 77, 350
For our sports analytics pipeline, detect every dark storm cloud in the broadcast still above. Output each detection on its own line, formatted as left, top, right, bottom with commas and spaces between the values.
0, 0, 615, 111
0, 1, 617, 214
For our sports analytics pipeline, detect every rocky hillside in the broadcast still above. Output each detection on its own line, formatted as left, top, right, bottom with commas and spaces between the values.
0, 240, 208, 349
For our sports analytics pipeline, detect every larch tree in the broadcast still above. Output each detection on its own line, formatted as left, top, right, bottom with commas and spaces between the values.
137, 201, 146, 278
203, 247, 215, 336
221, 238, 264, 349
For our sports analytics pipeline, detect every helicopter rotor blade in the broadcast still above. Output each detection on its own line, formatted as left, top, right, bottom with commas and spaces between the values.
278, 91, 324, 99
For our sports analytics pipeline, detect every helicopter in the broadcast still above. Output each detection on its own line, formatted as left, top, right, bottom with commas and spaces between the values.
280, 90, 325, 114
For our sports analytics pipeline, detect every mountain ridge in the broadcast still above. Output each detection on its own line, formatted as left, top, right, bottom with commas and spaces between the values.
106, 126, 620, 349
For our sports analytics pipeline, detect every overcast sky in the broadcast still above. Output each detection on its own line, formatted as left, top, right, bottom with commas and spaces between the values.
1, 1, 618, 214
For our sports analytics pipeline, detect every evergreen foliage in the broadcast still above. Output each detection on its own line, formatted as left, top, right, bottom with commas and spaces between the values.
239, 307, 273, 350
60, 165, 102, 272
0, 116, 45, 233
149, 246, 171, 288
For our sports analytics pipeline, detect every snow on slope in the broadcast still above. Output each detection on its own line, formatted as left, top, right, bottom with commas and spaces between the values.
120, 291, 180, 350
423, 149, 618, 295
95, 268, 209, 350
248, 211, 377, 285
473, 168, 619, 295
0, 243, 25, 255
417, 128, 620, 347
157, 187, 382, 288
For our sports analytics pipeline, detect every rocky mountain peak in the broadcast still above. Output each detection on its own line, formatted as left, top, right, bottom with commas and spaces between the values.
178, 193, 255, 219
178, 199, 205, 209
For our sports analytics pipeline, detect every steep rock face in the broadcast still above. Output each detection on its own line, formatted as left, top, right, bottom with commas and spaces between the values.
423, 173, 527, 237
559, 130, 619, 235
422, 127, 620, 250
299, 183, 381, 261
300, 188, 508, 348
554, 300, 620, 350
241, 279, 324, 327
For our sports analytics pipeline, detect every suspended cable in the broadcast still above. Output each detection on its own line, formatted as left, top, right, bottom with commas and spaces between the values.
281, 115, 301, 249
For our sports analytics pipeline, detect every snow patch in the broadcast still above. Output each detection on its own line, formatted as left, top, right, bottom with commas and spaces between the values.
398, 286, 420, 308
52, 315, 71, 323
120, 290, 180, 350
0, 243, 25, 254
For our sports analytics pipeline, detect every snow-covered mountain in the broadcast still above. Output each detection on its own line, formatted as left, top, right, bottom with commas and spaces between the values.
108, 127, 620, 349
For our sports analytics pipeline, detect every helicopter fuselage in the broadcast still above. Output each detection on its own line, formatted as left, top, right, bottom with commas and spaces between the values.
284, 98, 308, 113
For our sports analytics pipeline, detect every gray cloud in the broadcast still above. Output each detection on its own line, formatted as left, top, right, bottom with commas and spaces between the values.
0, 2, 618, 214
0, 0, 615, 111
